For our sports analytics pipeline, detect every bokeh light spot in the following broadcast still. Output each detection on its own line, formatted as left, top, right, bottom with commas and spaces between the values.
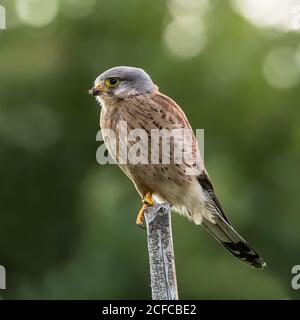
16, 0, 59, 28
163, 15, 206, 59
232, 0, 300, 32
167, 0, 209, 18
262, 47, 300, 90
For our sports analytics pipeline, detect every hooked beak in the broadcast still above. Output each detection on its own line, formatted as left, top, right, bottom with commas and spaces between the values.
89, 83, 106, 96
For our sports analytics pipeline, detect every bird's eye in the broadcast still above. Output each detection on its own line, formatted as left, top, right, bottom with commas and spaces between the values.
105, 78, 120, 88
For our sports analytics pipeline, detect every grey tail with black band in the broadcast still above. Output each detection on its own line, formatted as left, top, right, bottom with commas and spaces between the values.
198, 173, 266, 270
201, 215, 266, 269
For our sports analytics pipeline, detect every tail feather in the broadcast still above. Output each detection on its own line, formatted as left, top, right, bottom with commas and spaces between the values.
202, 215, 266, 269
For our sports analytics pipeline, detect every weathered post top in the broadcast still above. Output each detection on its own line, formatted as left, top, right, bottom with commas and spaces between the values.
144, 203, 179, 300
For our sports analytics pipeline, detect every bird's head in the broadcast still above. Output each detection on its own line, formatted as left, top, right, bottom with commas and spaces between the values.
89, 66, 156, 103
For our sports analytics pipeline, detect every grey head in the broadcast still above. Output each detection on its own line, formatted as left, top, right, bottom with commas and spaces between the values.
90, 66, 156, 99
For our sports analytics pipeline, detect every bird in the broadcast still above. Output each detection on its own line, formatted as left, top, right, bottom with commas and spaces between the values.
89, 66, 266, 269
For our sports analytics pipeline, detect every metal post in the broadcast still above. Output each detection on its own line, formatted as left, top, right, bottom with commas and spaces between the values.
144, 203, 179, 300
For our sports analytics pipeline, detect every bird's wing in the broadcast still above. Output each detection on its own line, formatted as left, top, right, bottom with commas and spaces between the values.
197, 171, 231, 225
150, 91, 193, 130
150, 91, 204, 170
151, 91, 232, 223
122, 91, 265, 269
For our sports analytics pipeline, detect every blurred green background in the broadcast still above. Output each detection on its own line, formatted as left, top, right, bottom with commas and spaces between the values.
0, 0, 300, 299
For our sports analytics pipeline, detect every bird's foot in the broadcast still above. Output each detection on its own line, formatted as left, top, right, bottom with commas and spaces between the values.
136, 192, 154, 228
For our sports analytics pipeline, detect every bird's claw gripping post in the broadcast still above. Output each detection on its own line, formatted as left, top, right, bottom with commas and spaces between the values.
136, 192, 154, 228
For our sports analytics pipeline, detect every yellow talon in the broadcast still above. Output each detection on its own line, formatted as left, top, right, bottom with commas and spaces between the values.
144, 192, 154, 206
136, 203, 147, 225
136, 192, 154, 225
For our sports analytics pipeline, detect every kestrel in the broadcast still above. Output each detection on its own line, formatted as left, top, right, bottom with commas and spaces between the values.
89, 66, 266, 269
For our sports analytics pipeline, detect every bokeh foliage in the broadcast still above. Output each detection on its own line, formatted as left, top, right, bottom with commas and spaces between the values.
0, 0, 299, 299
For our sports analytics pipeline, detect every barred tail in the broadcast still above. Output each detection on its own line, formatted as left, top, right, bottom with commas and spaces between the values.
202, 215, 266, 269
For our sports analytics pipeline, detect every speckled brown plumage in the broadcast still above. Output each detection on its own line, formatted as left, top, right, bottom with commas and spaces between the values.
100, 91, 202, 215
90, 66, 266, 269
